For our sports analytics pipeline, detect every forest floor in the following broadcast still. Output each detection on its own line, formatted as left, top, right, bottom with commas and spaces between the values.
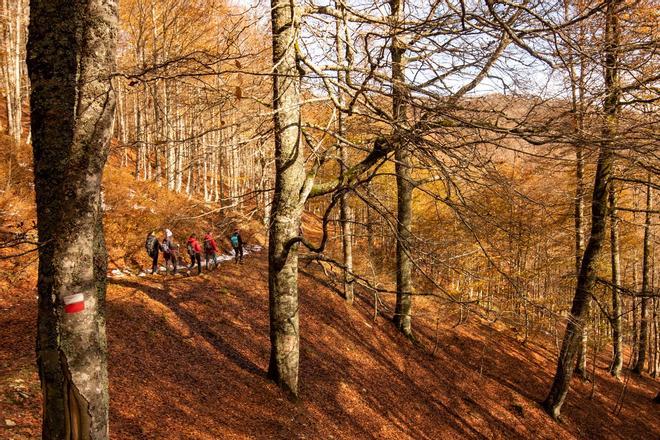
0, 129, 658, 439
1, 247, 659, 439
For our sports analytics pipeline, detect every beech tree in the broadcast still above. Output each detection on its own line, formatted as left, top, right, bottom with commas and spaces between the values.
543, 0, 621, 419
609, 182, 623, 377
334, 0, 354, 304
28, 0, 117, 437
633, 176, 653, 374
267, 0, 305, 397
390, 0, 413, 338
1, 0, 27, 189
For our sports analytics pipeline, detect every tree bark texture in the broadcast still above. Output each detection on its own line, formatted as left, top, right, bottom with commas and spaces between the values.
1, 0, 27, 190
267, 0, 304, 398
390, 0, 413, 338
633, 176, 652, 374
542, 0, 620, 419
609, 183, 623, 377
28, 0, 117, 438
335, 1, 354, 304
574, 143, 588, 378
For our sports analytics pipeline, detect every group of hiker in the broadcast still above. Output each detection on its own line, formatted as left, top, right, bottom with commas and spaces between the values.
145, 228, 244, 275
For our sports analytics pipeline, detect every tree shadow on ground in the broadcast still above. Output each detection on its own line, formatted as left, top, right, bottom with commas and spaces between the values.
109, 277, 264, 377
297, 265, 660, 440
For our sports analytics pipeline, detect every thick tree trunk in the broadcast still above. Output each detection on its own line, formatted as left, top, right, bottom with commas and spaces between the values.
390, 0, 413, 337
633, 176, 652, 374
28, 0, 117, 438
542, 132, 615, 419
267, 0, 304, 398
564, 0, 589, 379
609, 183, 623, 377
542, 0, 620, 419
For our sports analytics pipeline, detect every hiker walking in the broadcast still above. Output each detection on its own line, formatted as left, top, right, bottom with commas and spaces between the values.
145, 231, 160, 274
229, 229, 244, 264
203, 231, 220, 270
187, 233, 203, 275
161, 229, 179, 275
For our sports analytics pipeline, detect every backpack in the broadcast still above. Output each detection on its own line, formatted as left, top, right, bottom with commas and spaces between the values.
145, 235, 157, 255
187, 242, 195, 255
204, 238, 213, 253
161, 240, 170, 254
230, 234, 239, 248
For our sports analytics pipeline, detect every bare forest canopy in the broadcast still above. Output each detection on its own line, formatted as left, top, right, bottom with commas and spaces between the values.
0, 0, 659, 437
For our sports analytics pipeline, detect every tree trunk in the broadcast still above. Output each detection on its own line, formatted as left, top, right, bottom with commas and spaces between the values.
652, 294, 659, 377
632, 256, 639, 365
2, 0, 25, 189
574, 143, 589, 378
335, 1, 354, 303
633, 176, 652, 374
267, 0, 303, 398
28, 0, 117, 438
609, 182, 623, 377
542, 0, 620, 419
390, 0, 413, 337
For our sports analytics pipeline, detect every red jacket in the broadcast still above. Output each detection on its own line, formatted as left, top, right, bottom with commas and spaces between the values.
203, 234, 219, 253
187, 237, 202, 254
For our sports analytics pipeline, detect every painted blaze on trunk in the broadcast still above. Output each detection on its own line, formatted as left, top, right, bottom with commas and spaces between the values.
28, 0, 117, 438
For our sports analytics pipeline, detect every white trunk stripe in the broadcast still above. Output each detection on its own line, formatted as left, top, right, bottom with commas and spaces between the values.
63, 293, 84, 305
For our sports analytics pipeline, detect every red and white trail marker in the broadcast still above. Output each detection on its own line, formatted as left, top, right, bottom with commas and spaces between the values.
63, 293, 85, 314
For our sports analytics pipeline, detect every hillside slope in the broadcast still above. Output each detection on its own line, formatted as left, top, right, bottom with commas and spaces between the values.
1, 248, 658, 439
0, 131, 658, 439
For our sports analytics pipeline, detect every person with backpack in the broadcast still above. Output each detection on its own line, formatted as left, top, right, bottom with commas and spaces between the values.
145, 231, 160, 274
187, 233, 203, 275
203, 231, 220, 270
229, 229, 244, 264
161, 229, 179, 275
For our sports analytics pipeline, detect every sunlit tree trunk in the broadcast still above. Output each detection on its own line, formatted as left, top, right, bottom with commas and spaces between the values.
335, 0, 354, 303
267, 0, 303, 397
28, 0, 117, 437
2, 0, 26, 189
